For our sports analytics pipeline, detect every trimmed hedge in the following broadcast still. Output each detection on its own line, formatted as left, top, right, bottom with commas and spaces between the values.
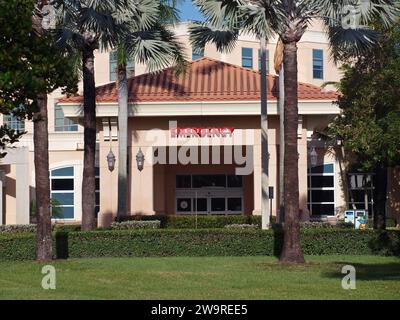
0, 233, 36, 260
0, 224, 36, 234
0, 224, 81, 234
115, 215, 264, 229
1, 228, 399, 260
111, 220, 161, 230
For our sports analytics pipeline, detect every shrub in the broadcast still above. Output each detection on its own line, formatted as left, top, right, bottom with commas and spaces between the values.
0, 224, 36, 234
115, 215, 263, 229
1, 228, 399, 260
0, 233, 36, 260
111, 220, 161, 230
0, 224, 83, 234
300, 221, 354, 229
224, 224, 259, 229
52, 224, 81, 232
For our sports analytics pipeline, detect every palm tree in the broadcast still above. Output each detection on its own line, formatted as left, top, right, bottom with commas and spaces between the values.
115, 0, 187, 218
31, 0, 79, 260
54, 0, 161, 230
189, 0, 398, 264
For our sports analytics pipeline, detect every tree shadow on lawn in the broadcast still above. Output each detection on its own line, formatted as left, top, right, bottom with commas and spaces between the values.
321, 260, 400, 281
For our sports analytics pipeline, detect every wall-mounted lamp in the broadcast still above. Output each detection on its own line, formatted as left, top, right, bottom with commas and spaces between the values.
310, 146, 318, 167
136, 148, 145, 172
107, 149, 116, 172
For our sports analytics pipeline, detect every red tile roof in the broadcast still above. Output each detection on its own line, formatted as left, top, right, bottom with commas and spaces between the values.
59, 57, 339, 104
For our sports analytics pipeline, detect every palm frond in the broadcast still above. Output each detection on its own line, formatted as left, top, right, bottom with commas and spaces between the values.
327, 25, 380, 61
316, 0, 399, 61
124, 27, 187, 73
189, 23, 239, 52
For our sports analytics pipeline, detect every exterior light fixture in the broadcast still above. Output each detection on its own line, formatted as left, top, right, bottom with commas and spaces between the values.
136, 148, 145, 172
107, 149, 116, 172
310, 146, 318, 167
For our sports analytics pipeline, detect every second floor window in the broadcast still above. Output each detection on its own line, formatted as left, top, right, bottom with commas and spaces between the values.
55, 105, 78, 132
313, 49, 324, 79
242, 47, 253, 69
109, 52, 135, 82
258, 49, 270, 73
192, 46, 204, 60
3, 114, 25, 133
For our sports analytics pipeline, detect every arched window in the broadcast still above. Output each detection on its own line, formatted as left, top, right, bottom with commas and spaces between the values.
50, 167, 75, 219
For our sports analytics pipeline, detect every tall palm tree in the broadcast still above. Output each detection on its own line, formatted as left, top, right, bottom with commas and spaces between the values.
189, 0, 398, 264
54, 0, 161, 230
32, 0, 52, 261
115, 0, 187, 218
31, 0, 79, 261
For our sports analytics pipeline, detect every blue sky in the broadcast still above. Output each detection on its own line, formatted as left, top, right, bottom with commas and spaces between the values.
177, 0, 203, 21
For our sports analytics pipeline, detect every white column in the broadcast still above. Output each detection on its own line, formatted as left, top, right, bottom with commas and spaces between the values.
15, 148, 30, 224
253, 144, 262, 215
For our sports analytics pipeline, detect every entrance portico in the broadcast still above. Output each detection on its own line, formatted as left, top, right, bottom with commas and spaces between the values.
57, 57, 340, 226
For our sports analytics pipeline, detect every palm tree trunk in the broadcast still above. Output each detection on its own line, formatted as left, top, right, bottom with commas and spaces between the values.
34, 92, 52, 261
33, 0, 52, 262
82, 47, 97, 231
117, 64, 128, 217
280, 41, 305, 264
278, 65, 285, 224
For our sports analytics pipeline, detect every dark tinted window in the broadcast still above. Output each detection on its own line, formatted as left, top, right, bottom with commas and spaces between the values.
310, 176, 334, 188
195, 198, 207, 212
211, 198, 226, 211
227, 175, 243, 188
311, 190, 334, 203
51, 179, 74, 191
193, 175, 226, 188
228, 198, 242, 212
177, 198, 192, 212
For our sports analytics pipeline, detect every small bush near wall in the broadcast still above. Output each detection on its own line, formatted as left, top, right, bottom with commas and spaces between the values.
0, 224, 81, 234
0, 225, 37, 234
1, 228, 399, 260
111, 220, 161, 230
115, 215, 264, 229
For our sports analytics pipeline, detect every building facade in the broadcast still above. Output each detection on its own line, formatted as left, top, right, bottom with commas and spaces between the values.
1, 22, 399, 225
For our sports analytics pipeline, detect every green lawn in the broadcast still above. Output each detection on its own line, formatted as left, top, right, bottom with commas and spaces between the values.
0, 256, 399, 300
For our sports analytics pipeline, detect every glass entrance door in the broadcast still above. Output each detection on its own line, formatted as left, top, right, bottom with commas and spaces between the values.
175, 174, 244, 215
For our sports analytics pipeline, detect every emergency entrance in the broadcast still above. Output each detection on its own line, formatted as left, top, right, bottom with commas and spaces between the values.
175, 174, 244, 214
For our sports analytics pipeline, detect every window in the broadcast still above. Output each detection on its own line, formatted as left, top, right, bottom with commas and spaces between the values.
177, 198, 192, 212
192, 46, 204, 60
242, 48, 253, 69
348, 172, 374, 213
192, 175, 226, 188
258, 49, 270, 73
176, 175, 191, 188
50, 167, 75, 219
95, 167, 100, 217
175, 174, 244, 214
227, 175, 243, 188
109, 52, 135, 82
313, 49, 324, 79
55, 105, 78, 132
3, 114, 25, 133
307, 164, 335, 216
